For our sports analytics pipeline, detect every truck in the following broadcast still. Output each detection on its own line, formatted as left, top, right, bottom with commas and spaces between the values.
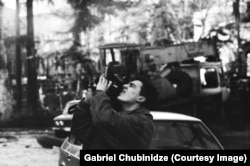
97, 39, 230, 133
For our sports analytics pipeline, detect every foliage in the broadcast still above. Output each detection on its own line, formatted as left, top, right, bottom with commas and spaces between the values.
66, 0, 136, 41
117, 0, 199, 44
46, 0, 219, 45
188, 0, 214, 11
151, 0, 180, 43
116, 2, 151, 43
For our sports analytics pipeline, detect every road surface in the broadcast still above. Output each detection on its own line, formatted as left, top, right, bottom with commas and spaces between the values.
0, 131, 59, 166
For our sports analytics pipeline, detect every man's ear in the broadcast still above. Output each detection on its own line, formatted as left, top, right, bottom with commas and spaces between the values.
137, 96, 146, 103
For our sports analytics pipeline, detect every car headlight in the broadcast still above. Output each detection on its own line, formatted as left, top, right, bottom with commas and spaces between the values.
55, 121, 59, 126
59, 121, 64, 126
55, 121, 64, 126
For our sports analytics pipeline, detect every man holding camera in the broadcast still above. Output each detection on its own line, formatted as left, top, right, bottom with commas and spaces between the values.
71, 74, 157, 149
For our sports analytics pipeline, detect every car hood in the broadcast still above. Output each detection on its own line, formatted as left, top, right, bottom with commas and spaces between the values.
53, 111, 201, 121
54, 114, 73, 121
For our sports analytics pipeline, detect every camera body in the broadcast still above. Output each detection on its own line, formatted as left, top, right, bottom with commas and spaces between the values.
89, 67, 129, 100
106, 73, 125, 98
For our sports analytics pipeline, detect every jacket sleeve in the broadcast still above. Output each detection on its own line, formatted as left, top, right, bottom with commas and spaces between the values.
89, 91, 153, 136
70, 99, 95, 149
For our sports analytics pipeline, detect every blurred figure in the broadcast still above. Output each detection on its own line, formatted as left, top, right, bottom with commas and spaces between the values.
219, 41, 236, 73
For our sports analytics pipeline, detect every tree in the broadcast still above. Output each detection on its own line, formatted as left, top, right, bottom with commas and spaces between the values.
0, 0, 14, 123
116, 0, 197, 44
26, 0, 38, 116
16, 0, 22, 114
116, 1, 152, 44
188, 0, 215, 39
125, 0, 193, 44
151, 0, 179, 44
130, 0, 220, 43
67, 0, 135, 45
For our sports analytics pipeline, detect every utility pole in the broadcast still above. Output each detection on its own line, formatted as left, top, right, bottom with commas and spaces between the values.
16, 0, 22, 112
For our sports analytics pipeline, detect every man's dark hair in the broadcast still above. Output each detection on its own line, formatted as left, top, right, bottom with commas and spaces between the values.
131, 76, 158, 108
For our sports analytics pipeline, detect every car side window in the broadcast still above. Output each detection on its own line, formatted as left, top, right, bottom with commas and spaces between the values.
200, 68, 219, 88
151, 121, 221, 150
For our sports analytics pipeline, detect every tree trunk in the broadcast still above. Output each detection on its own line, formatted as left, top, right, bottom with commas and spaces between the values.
16, 0, 22, 112
26, 0, 38, 116
0, 0, 14, 122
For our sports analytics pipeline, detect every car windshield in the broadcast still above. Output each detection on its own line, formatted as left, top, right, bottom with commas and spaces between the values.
63, 101, 79, 114
151, 121, 222, 150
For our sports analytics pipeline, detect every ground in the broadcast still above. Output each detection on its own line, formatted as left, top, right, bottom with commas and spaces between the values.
1, 124, 250, 166
0, 130, 59, 166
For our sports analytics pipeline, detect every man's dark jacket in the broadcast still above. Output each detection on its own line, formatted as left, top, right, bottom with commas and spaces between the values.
71, 90, 154, 149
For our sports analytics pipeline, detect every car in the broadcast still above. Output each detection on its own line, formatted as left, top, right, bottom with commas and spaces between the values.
57, 110, 224, 166
52, 100, 80, 138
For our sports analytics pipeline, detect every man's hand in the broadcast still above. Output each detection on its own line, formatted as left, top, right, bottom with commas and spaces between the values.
96, 74, 112, 92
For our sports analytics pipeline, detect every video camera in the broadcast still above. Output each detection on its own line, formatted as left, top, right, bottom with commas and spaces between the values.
89, 64, 130, 100
68, 63, 129, 114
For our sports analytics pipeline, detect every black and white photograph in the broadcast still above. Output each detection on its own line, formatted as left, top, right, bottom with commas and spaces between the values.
0, 0, 250, 165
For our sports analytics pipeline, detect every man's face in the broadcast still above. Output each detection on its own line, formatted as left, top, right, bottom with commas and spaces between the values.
117, 80, 144, 104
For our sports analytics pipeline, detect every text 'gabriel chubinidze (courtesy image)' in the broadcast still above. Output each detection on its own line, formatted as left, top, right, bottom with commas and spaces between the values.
82, 153, 247, 164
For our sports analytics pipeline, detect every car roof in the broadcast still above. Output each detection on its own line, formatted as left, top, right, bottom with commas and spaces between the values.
151, 111, 201, 122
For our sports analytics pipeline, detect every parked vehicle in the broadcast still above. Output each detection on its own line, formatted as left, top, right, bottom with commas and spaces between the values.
52, 100, 79, 138
58, 111, 223, 166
